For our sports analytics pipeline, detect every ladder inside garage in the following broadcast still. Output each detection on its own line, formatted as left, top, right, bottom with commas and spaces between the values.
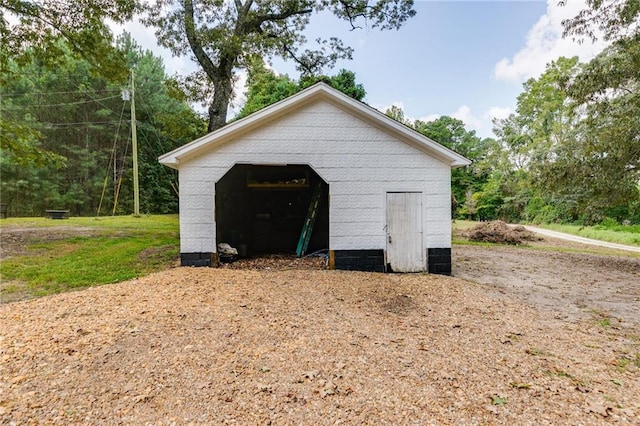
296, 183, 323, 256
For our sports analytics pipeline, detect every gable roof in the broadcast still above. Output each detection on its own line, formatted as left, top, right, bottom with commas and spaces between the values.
159, 82, 472, 169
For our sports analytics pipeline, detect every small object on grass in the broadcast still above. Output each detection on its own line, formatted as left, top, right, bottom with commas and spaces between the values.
45, 209, 70, 219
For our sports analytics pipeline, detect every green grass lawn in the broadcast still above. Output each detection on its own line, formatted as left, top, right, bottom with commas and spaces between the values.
452, 220, 479, 231
0, 215, 179, 301
0, 214, 179, 231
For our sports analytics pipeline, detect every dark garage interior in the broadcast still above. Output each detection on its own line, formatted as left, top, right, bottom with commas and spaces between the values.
215, 164, 329, 257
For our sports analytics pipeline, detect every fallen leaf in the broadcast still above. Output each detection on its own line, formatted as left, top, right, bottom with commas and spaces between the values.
509, 382, 531, 389
587, 402, 611, 417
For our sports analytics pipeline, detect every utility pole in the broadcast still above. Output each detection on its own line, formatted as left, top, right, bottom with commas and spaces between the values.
131, 69, 140, 217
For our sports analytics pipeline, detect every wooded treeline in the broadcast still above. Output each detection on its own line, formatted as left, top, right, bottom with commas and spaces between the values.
2, 39, 638, 225
387, 53, 639, 225
1, 0, 638, 225
1, 35, 204, 216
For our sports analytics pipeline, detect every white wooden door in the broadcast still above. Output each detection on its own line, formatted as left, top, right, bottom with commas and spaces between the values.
386, 192, 424, 272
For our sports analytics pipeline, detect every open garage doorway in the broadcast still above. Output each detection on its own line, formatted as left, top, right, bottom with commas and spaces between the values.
215, 164, 329, 257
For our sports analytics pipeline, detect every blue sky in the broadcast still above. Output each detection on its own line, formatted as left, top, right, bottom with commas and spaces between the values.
120, 0, 607, 138
271, 0, 549, 136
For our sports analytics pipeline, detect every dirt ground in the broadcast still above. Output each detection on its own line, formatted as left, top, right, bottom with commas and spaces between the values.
453, 241, 640, 328
1, 227, 639, 424
0, 226, 98, 260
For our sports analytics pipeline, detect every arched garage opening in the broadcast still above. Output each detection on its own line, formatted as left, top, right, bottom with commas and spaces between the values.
215, 164, 329, 257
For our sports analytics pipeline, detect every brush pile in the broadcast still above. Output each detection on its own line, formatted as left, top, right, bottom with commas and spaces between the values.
464, 220, 541, 245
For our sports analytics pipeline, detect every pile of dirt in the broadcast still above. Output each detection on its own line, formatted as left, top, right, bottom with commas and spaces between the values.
464, 220, 542, 245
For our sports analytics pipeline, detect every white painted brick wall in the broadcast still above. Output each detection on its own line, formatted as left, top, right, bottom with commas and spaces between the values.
178, 100, 453, 253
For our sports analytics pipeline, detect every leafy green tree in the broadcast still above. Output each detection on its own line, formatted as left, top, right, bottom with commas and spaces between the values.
470, 174, 504, 221
492, 52, 640, 224
1, 0, 136, 166
384, 105, 408, 125
300, 68, 366, 100
1, 0, 135, 78
0, 36, 204, 217
143, 0, 415, 132
237, 64, 366, 118
562, 0, 639, 44
494, 57, 583, 169
236, 60, 299, 119
412, 116, 498, 218
492, 57, 589, 222
118, 34, 206, 214
559, 0, 640, 223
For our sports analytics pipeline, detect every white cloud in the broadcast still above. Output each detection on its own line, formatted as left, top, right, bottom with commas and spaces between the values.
486, 106, 512, 121
228, 70, 249, 118
494, 0, 607, 82
451, 105, 483, 131
417, 113, 441, 123
419, 105, 513, 137
109, 21, 198, 77
456, 105, 514, 136
375, 102, 512, 138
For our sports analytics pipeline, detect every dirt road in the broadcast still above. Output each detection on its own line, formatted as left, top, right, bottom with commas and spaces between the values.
523, 225, 640, 253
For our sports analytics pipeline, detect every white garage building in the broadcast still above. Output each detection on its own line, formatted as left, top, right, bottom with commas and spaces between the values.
159, 83, 470, 274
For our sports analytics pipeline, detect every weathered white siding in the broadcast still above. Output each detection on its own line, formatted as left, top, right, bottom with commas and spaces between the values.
178, 100, 451, 254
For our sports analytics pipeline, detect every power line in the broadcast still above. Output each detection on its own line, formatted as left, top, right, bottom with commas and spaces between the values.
41, 121, 126, 128
2, 94, 122, 108
1, 89, 121, 97
84, 92, 126, 116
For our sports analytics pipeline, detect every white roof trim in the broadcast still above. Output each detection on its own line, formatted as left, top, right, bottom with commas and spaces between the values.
158, 82, 472, 169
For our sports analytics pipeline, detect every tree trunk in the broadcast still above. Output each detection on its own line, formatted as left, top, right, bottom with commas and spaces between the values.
183, 0, 237, 132
207, 74, 233, 132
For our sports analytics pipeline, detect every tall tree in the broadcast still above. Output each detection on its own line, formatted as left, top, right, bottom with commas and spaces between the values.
0, 36, 204, 217
492, 57, 587, 222
236, 60, 300, 119
499, 57, 583, 168
1, 0, 137, 166
1, 0, 135, 77
238, 62, 366, 118
413, 116, 498, 217
493, 55, 640, 224
561, 1, 640, 222
143, 0, 415, 132
300, 68, 366, 100
384, 104, 408, 125
382, 108, 496, 218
